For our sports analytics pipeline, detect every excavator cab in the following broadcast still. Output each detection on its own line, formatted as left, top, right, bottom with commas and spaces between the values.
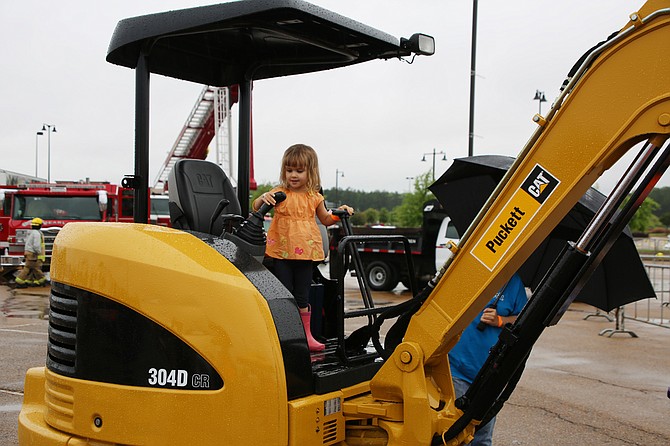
19, 1, 436, 445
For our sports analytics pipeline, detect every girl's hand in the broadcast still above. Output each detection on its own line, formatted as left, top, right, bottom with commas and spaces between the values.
338, 205, 354, 215
254, 192, 276, 212
260, 192, 276, 206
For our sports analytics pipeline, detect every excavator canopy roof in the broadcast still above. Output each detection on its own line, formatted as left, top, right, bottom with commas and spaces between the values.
106, 0, 420, 86
107, 0, 433, 219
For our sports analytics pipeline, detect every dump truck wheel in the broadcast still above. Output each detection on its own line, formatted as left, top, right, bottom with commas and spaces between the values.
365, 261, 398, 291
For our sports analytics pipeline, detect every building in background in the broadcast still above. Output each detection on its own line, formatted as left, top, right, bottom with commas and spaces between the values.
0, 169, 45, 186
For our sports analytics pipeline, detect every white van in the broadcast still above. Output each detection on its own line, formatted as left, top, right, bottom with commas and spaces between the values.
435, 216, 460, 271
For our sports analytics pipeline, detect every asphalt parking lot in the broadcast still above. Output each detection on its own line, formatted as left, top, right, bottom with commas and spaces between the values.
1, 281, 669, 445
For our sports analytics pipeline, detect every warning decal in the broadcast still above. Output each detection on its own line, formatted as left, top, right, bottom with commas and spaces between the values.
471, 164, 560, 271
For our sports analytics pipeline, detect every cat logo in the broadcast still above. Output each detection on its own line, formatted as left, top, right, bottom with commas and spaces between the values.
521, 165, 559, 204
471, 164, 560, 271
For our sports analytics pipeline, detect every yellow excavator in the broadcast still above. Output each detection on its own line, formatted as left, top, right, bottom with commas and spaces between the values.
18, 0, 670, 444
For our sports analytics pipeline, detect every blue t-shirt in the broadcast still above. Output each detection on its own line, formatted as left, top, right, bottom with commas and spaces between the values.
448, 273, 527, 384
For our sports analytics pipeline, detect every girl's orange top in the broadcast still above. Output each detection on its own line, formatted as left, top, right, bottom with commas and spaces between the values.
265, 187, 325, 261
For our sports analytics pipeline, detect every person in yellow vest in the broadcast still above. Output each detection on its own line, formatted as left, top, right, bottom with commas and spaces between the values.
15, 218, 47, 288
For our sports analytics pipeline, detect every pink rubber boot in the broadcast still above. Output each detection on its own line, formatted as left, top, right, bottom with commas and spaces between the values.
300, 308, 325, 352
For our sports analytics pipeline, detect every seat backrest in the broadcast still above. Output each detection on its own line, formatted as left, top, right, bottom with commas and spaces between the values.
168, 159, 241, 235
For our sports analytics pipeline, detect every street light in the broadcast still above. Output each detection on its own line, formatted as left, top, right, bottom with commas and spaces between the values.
42, 124, 57, 183
468, 0, 479, 157
533, 90, 547, 115
405, 176, 415, 193
335, 169, 344, 204
35, 131, 43, 177
421, 148, 447, 181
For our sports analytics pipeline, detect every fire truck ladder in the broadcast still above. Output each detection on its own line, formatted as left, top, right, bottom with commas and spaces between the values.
152, 86, 234, 192
214, 87, 234, 182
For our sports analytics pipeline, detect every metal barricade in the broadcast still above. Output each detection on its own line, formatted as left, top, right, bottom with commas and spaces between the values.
624, 262, 670, 329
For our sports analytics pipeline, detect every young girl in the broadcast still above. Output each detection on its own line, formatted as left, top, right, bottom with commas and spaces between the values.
253, 144, 353, 352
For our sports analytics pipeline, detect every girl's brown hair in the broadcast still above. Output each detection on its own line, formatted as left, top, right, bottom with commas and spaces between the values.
279, 144, 321, 192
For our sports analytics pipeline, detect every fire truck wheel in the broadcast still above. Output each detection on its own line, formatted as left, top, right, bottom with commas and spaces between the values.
365, 261, 398, 291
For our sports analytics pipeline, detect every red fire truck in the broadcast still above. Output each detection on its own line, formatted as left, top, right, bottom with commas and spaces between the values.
0, 182, 141, 271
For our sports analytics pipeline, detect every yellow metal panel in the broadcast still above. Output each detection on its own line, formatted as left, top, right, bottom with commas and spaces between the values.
289, 392, 345, 445
19, 368, 71, 446
46, 223, 289, 445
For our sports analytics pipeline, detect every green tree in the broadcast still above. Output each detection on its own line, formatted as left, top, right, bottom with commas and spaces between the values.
323, 188, 404, 212
363, 208, 379, 225
393, 171, 435, 227
660, 212, 670, 228
350, 211, 366, 226
649, 187, 670, 217
378, 208, 390, 225
627, 197, 661, 232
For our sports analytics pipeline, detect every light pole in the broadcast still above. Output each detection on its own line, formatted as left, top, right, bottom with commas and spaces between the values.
421, 149, 447, 181
335, 169, 344, 204
405, 176, 415, 193
468, 0, 479, 156
42, 124, 57, 183
35, 131, 43, 177
533, 90, 547, 115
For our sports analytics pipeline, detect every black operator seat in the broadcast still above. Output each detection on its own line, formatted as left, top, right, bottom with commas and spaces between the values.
168, 159, 242, 236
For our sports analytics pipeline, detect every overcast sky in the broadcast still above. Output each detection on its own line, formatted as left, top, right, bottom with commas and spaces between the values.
0, 0, 657, 194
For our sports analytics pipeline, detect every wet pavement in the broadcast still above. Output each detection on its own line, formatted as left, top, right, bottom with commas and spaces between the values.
0, 282, 49, 445
1, 276, 670, 445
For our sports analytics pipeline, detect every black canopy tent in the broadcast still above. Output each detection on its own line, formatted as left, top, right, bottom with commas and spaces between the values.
106, 0, 431, 220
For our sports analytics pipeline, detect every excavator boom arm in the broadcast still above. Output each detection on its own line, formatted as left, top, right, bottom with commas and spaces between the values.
367, 2, 670, 443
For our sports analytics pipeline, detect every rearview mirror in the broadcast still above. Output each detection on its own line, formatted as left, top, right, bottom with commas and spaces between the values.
401, 33, 435, 56
97, 190, 108, 213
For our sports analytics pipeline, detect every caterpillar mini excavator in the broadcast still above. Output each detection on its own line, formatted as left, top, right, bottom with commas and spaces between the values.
18, 0, 670, 444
